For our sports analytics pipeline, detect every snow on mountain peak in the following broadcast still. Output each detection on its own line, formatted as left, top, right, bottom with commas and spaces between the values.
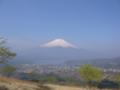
40, 38, 77, 48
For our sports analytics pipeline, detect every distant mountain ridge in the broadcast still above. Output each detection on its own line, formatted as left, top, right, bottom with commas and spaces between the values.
65, 57, 120, 69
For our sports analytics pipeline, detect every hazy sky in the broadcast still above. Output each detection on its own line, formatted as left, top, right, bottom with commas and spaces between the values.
0, 0, 120, 55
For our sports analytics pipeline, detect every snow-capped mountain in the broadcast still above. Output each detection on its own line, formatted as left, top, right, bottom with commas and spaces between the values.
40, 38, 77, 48
13, 39, 107, 64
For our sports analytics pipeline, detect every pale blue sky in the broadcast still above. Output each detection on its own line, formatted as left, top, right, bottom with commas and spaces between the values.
0, 0, 120, 55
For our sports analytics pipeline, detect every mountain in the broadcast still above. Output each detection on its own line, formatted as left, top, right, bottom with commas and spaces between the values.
40, 38, 77, 48
13, 39, 111, 64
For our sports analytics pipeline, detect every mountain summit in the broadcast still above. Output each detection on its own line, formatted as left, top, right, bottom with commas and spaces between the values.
40, 38, 77, 48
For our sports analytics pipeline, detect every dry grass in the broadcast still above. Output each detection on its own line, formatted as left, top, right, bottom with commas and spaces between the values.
0, 76, 28, 83
0, 77, 118, 90
46, 84, 117, 90
46, 84, 85, 90
0, 76, 50, 90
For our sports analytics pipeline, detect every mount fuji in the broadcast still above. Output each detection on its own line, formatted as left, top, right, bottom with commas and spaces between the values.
40, 38, 77, 48
14, 39, 106, 64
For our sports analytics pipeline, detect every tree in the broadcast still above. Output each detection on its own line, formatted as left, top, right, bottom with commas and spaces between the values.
1, 64, 16, 77
0, 37, 16, 63
79, 64, 103, 86
0, 37, 16, 77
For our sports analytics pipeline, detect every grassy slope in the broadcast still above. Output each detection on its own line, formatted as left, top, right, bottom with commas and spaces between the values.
0, 77, 114, 90
46, 84, 85, 90
0, 77, 50, 90
46, 84, 114, 90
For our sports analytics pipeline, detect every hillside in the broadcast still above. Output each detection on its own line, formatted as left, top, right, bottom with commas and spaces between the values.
0, 77, 85, 90
46, 84, 85, 90
46, 84, 115, 90
0, 77, 116, 90
0, 77, 50, 90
